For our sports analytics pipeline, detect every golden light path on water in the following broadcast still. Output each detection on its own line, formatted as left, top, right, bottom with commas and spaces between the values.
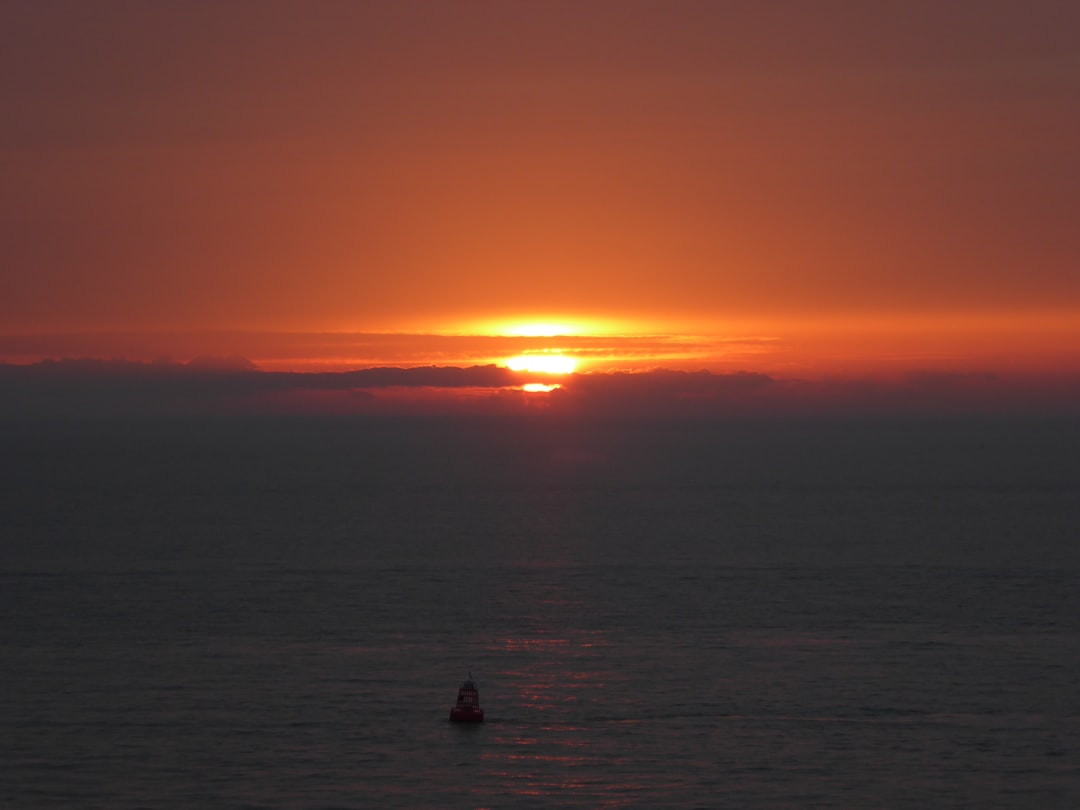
476, 569, 642, 805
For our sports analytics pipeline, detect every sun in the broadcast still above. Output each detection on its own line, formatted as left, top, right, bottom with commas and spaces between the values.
522, 383, 560, 393
505, 354, 577, 374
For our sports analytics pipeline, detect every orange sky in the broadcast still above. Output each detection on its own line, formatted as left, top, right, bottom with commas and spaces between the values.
2, 1, 1078, 382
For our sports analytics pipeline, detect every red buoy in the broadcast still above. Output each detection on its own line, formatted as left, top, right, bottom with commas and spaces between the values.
449, 674, 484, 722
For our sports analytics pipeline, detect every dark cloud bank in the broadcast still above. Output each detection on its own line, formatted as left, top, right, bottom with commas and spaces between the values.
1, 358, 1078, 420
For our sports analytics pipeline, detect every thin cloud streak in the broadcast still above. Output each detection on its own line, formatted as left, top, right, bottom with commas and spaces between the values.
2, 319, 1075, 378
0, 330, 771, 372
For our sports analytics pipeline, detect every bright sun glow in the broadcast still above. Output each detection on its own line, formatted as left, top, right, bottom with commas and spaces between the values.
506, 322, 576, 337
522, 383, 560, 393
476, 317, 615, 337
506, 354, 577, 374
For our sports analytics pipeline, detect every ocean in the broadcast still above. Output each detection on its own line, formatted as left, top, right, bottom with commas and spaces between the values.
3, 416, 1078, 808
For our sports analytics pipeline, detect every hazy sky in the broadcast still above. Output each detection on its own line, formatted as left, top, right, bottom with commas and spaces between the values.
2, 0, 1078, 376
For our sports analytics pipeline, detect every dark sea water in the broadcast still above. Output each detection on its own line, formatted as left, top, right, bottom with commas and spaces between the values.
3, 416, 1079, 808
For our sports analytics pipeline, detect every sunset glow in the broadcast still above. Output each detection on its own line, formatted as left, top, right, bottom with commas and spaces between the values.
504, 323, 579, 338
506, 354, 577, 375
0, 2, 1077, 416
5, 7, 1078, 806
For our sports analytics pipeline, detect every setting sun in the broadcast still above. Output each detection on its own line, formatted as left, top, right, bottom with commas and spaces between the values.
505, 354, 577, 374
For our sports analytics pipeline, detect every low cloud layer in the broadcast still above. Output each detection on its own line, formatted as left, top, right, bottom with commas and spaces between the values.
1, 358, 1078, 419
